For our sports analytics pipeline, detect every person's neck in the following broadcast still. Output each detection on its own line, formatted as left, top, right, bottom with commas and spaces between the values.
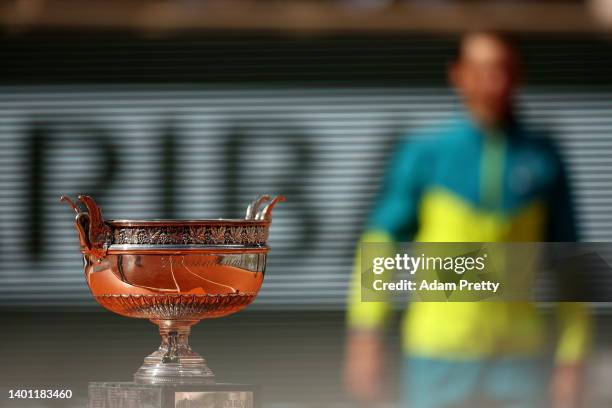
470, 110, 514, 134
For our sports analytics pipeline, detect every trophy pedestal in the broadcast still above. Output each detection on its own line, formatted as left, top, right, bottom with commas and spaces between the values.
88, 382, 258, 408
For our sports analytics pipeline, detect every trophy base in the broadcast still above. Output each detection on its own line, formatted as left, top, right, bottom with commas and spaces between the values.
88, 382, 258, 408
134, 320, 216, 385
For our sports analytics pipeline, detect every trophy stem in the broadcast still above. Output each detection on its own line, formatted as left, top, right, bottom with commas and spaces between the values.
134, 319, 215, 385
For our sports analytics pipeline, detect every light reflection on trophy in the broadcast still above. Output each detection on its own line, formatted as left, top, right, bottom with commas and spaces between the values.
61, 194, 283, 405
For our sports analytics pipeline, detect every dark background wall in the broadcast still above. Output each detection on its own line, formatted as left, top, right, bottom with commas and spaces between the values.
1, 32, 612, 86
1, 32, 612, 308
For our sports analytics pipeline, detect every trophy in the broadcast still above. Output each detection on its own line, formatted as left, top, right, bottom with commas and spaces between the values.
61, 194, 284, 408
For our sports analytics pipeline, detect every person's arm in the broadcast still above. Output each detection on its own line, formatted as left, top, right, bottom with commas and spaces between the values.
344, 230, 394, 402
551, 303, 591, 408
344, 139, 425, 401
547, 148, 592, 408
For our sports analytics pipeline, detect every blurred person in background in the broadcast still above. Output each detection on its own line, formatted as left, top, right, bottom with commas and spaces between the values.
345, 32, 591, 408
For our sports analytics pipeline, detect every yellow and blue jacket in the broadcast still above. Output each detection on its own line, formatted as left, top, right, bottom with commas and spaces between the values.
348, 116, 591, 364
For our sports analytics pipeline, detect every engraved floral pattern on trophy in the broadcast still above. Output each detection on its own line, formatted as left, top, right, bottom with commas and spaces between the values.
61, 194, 284, 385
112, 225, 268, 246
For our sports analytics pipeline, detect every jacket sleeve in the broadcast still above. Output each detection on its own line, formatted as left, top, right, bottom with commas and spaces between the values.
347, 139, 425, 330
548, 148, 592, 364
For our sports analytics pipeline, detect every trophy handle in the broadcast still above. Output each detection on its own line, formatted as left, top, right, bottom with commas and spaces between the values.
245, 195, 270, 220
255, 195, 286, 221
60, 195, 111, 260
244, 194, 285, 221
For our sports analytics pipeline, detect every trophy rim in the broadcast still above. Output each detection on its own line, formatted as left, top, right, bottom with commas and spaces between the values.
106, 219, 269, 227
106, 245, 269, 254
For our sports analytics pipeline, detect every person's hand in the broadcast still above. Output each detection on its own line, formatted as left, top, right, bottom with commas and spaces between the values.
344, 329, 384, 403
550, 363, 584, 408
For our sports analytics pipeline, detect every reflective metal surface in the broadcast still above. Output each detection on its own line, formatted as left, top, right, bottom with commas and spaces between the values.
84, 253, 266, 319
61, 194, 283, 385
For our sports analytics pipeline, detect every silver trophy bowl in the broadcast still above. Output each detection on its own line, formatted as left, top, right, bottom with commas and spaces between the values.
61, 194, 284, 385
